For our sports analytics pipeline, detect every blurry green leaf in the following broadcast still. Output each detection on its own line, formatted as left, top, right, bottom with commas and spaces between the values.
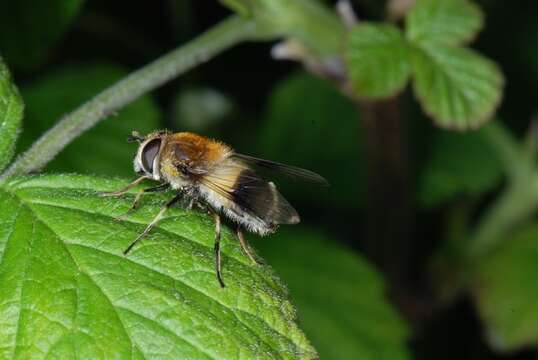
259, 72, 364, 208
219, 0, 345, 56
406, 0, 484, 47
418, 123, 503, 207
345, 23, 411, 99
172, 87, 233, 132
404, 0, 503, 129
19, 64, 160, 177
411, 45, 504, 129
472, 224, 538, 351
256, 228, 410, 360
0, 58, 23, 173
0, 0, 85, 69
0, 174, 316, 359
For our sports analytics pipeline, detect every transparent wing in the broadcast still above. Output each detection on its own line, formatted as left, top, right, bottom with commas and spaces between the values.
201, 164, 300, 225
231, 153, 329, 186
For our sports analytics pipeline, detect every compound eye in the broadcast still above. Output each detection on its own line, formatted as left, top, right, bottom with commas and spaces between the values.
141, 139, 161, 173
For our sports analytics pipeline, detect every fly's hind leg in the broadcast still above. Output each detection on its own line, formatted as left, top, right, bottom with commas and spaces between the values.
123, 193, 182, 255
213, 213, 226, 288
237, 227, 261, 265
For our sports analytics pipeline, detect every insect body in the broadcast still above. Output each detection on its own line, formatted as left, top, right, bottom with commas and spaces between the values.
103, 130, 327, 287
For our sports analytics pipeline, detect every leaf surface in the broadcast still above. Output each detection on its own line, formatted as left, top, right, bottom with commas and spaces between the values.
418, 124, 503, 207
0, 58, 23, 173
346, 23, 411, 99
406, 0, 484, 46
0, 174, 316, 359
472, 224, 538, 351
411, 45, 503, 129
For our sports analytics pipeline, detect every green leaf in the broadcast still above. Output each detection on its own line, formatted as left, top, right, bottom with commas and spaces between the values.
472, 224, 538, 351
345, 23, 411, 99
18, 64, 160, 177
411, 45, 504, 129
0, 0, 85, 69
418, 123, 503, 207
0, 174, 316, 359
406, 0, 484, 47
0, 58, 23, 173
256, 228, 410, 360
258, 72, 365, 208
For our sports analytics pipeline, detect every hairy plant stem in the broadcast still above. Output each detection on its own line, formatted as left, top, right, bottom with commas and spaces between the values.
1, 15, 259, 180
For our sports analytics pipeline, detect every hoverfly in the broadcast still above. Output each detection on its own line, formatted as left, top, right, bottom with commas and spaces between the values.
103, 130, 327, 287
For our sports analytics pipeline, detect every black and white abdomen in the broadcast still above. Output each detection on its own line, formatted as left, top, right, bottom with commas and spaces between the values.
198, 168, 299, 235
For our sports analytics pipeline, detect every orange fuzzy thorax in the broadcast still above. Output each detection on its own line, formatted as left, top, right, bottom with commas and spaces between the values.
159, 132, 232, 180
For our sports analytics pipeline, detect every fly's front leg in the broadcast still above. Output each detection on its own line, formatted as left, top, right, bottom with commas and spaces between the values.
123, 193, 182, 255
101, 176, 149, 197
115, 183, 170, 221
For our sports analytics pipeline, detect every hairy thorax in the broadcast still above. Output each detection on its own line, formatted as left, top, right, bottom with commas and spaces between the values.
159, 132, 231, 190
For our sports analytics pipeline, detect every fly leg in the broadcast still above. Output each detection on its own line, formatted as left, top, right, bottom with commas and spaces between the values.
182, 186, 201, 211
237, 227, 261, 265
100, 176, 149, 197
213, 213, 226, 288
123, 193, 182, 255
115, 183, 170, 221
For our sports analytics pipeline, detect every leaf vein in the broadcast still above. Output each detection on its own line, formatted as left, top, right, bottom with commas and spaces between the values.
4, 186, 308, 357
12, 215, 37, 359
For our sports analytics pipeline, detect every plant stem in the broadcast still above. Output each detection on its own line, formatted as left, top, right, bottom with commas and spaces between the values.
360, 96, 413, 290
468, 183, 538, 259
1, 15, 259, 180
467, 122, 538, 259
221, 0, 346, 57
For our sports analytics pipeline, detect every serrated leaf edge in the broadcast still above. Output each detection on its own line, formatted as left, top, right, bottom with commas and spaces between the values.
405, 0, 485, 47
409, 45, 504, 130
